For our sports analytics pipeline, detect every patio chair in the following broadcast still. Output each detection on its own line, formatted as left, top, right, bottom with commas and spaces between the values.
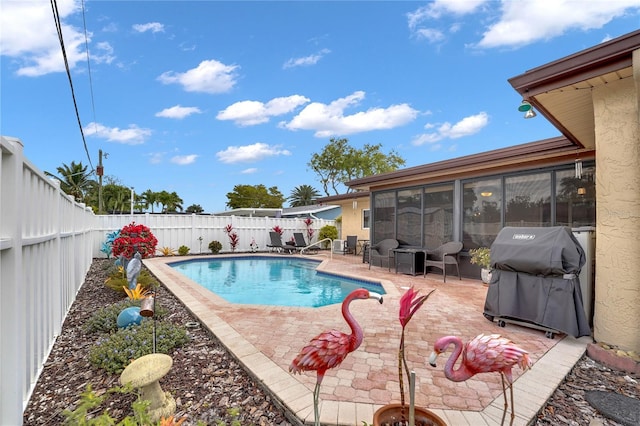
343, 235, 358, 255
293, 232, 319, 254
424, 241, 463, 282
368, 239, 399, 271
267, 232, 294, 254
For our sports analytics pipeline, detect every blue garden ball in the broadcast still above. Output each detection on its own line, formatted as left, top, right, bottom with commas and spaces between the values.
117, 306, 143, 328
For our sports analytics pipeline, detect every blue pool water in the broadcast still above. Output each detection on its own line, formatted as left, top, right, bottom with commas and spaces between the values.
169, 256, 385, 307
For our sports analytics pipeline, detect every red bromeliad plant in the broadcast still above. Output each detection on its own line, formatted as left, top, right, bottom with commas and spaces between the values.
303, 218, 314, 243
398, 287, 436, 409
224, 224, 239, 252
272, 225, 284, 236
111, 222, 158, 259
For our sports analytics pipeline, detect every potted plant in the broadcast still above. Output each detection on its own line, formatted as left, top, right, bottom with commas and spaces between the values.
372, 287, 446, 426
469, 247, 492, 284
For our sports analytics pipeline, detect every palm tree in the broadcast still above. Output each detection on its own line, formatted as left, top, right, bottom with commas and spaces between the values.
140, 189, 158, 213
288, 185, 321, 207
156, 191, 183, 213
45, 161, 94, 203
186, 204, 204, 213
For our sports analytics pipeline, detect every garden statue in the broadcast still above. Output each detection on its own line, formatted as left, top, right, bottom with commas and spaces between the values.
126, 252, 142, 290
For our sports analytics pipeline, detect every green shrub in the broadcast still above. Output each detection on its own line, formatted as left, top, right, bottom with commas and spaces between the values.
84, 299, 168, 334
62, 383, 152, 426
208, 240, 222, 254
89, 320, 189, 374
104, 268, 157, 293
178, 245, 190, 256
318, 225, 338, 249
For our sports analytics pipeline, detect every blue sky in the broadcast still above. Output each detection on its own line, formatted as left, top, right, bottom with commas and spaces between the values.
2, 1, 639, 213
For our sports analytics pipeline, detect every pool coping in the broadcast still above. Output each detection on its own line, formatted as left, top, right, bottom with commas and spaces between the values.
144, 254, 590, 426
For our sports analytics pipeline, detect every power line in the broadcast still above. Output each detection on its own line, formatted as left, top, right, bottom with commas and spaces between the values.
80, 0, 99, 138
50, 0, 94, 171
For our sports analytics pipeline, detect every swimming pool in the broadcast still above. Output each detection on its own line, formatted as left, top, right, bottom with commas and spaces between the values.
169, 256, 385, 307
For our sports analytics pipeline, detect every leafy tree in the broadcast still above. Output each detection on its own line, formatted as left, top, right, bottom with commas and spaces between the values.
308, 137, 405, 196
226, 184, 285, 209
288, 184, 321, 207
45, 161, 95, 203
186, 204, 204, 213
102, 184, 130, 214
139, 189, 158, 213
156, 190, 183, 213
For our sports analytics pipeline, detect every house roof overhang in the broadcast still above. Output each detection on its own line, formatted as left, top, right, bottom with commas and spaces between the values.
508, 29, 640, 150
347, 136, 593, 191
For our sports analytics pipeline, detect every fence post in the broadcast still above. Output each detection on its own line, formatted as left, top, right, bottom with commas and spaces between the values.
0, 137, 27, 425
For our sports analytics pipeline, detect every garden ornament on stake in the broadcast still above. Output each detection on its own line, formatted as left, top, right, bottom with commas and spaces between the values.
429, 333, 532, 426
290, 288, 383, 426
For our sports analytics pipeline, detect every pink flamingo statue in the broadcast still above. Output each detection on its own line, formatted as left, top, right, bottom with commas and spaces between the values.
429, 333, 532, 426
290, 288, 383, 426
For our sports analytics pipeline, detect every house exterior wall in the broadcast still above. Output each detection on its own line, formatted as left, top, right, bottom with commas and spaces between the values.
592, 58, 640, 352
338, 197, 370, 240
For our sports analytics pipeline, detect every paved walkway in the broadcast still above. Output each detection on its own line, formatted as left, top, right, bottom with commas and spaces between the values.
145, 252, 591, 426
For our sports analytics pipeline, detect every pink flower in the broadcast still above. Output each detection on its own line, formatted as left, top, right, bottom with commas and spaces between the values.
399, 286, 430, 328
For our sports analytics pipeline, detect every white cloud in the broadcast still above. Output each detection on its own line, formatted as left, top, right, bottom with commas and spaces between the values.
148, 152, 164, 164
476, 0, 640, 49
158, 60, 239, 94
407, 0, 639, 49
83, 122, 151, 145
283, 48, 331, 69
133, 22, 165, 33
217, 95, 309, 126
415, 28, 445, 43
170, 154, 198, 165
241, 168, 259, 174
412, 112, 489, 145
0, 0, 89, 76
215, 143, 291, 164
156, 105, 203, 119
281, 91, 418, 137
408, 0, 487, 28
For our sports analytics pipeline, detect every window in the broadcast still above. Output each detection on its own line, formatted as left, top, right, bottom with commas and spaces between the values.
423, 184, 454, 248
362, 209, 370, 229
396, 188, 422, 246
555, 165, 595, 227
463, 178, 502, 248
372, 191, 395, 242
505, 172, 551, 227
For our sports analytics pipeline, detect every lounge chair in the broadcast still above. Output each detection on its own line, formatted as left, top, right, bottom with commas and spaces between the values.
343, 235, 358, 255
368, 239, 399, 270
267, 232, 294, 254
293, 232, 319, 254
424, 241, 463, 282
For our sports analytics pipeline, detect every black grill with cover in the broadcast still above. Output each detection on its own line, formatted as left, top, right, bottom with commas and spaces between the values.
483, 226, 591, 338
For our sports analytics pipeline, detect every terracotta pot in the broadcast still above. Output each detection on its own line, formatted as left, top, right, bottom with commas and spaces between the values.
373, 403, 447, 426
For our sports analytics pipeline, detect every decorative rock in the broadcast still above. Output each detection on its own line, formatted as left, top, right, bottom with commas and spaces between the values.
117, 306, 143, 328
585, 390, 640, 426
120, 353, 176, 422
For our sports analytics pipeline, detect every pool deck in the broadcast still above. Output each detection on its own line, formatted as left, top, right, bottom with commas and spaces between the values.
144, 251, 591, 426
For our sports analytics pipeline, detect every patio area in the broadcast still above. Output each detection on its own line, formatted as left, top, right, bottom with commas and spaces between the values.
144, 251, 590, 426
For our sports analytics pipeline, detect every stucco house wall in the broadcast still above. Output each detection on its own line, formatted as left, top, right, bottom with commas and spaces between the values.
592, 63, 640, 351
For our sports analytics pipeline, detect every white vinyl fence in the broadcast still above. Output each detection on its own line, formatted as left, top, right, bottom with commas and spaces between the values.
93, 214, 333, 258
1, 136, 97, 424
1, 135, 336, 423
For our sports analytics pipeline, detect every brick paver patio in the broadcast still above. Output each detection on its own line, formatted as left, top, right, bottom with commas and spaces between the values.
145, 251, 589, 426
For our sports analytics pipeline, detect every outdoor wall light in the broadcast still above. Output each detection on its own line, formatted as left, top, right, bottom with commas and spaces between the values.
518, 100, 532, 112
480, 191, 493, 197
577, 187, 587, 195
524, 109, 537, 119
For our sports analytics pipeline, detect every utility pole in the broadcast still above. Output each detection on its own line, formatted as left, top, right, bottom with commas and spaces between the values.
97, 149, 104, 214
